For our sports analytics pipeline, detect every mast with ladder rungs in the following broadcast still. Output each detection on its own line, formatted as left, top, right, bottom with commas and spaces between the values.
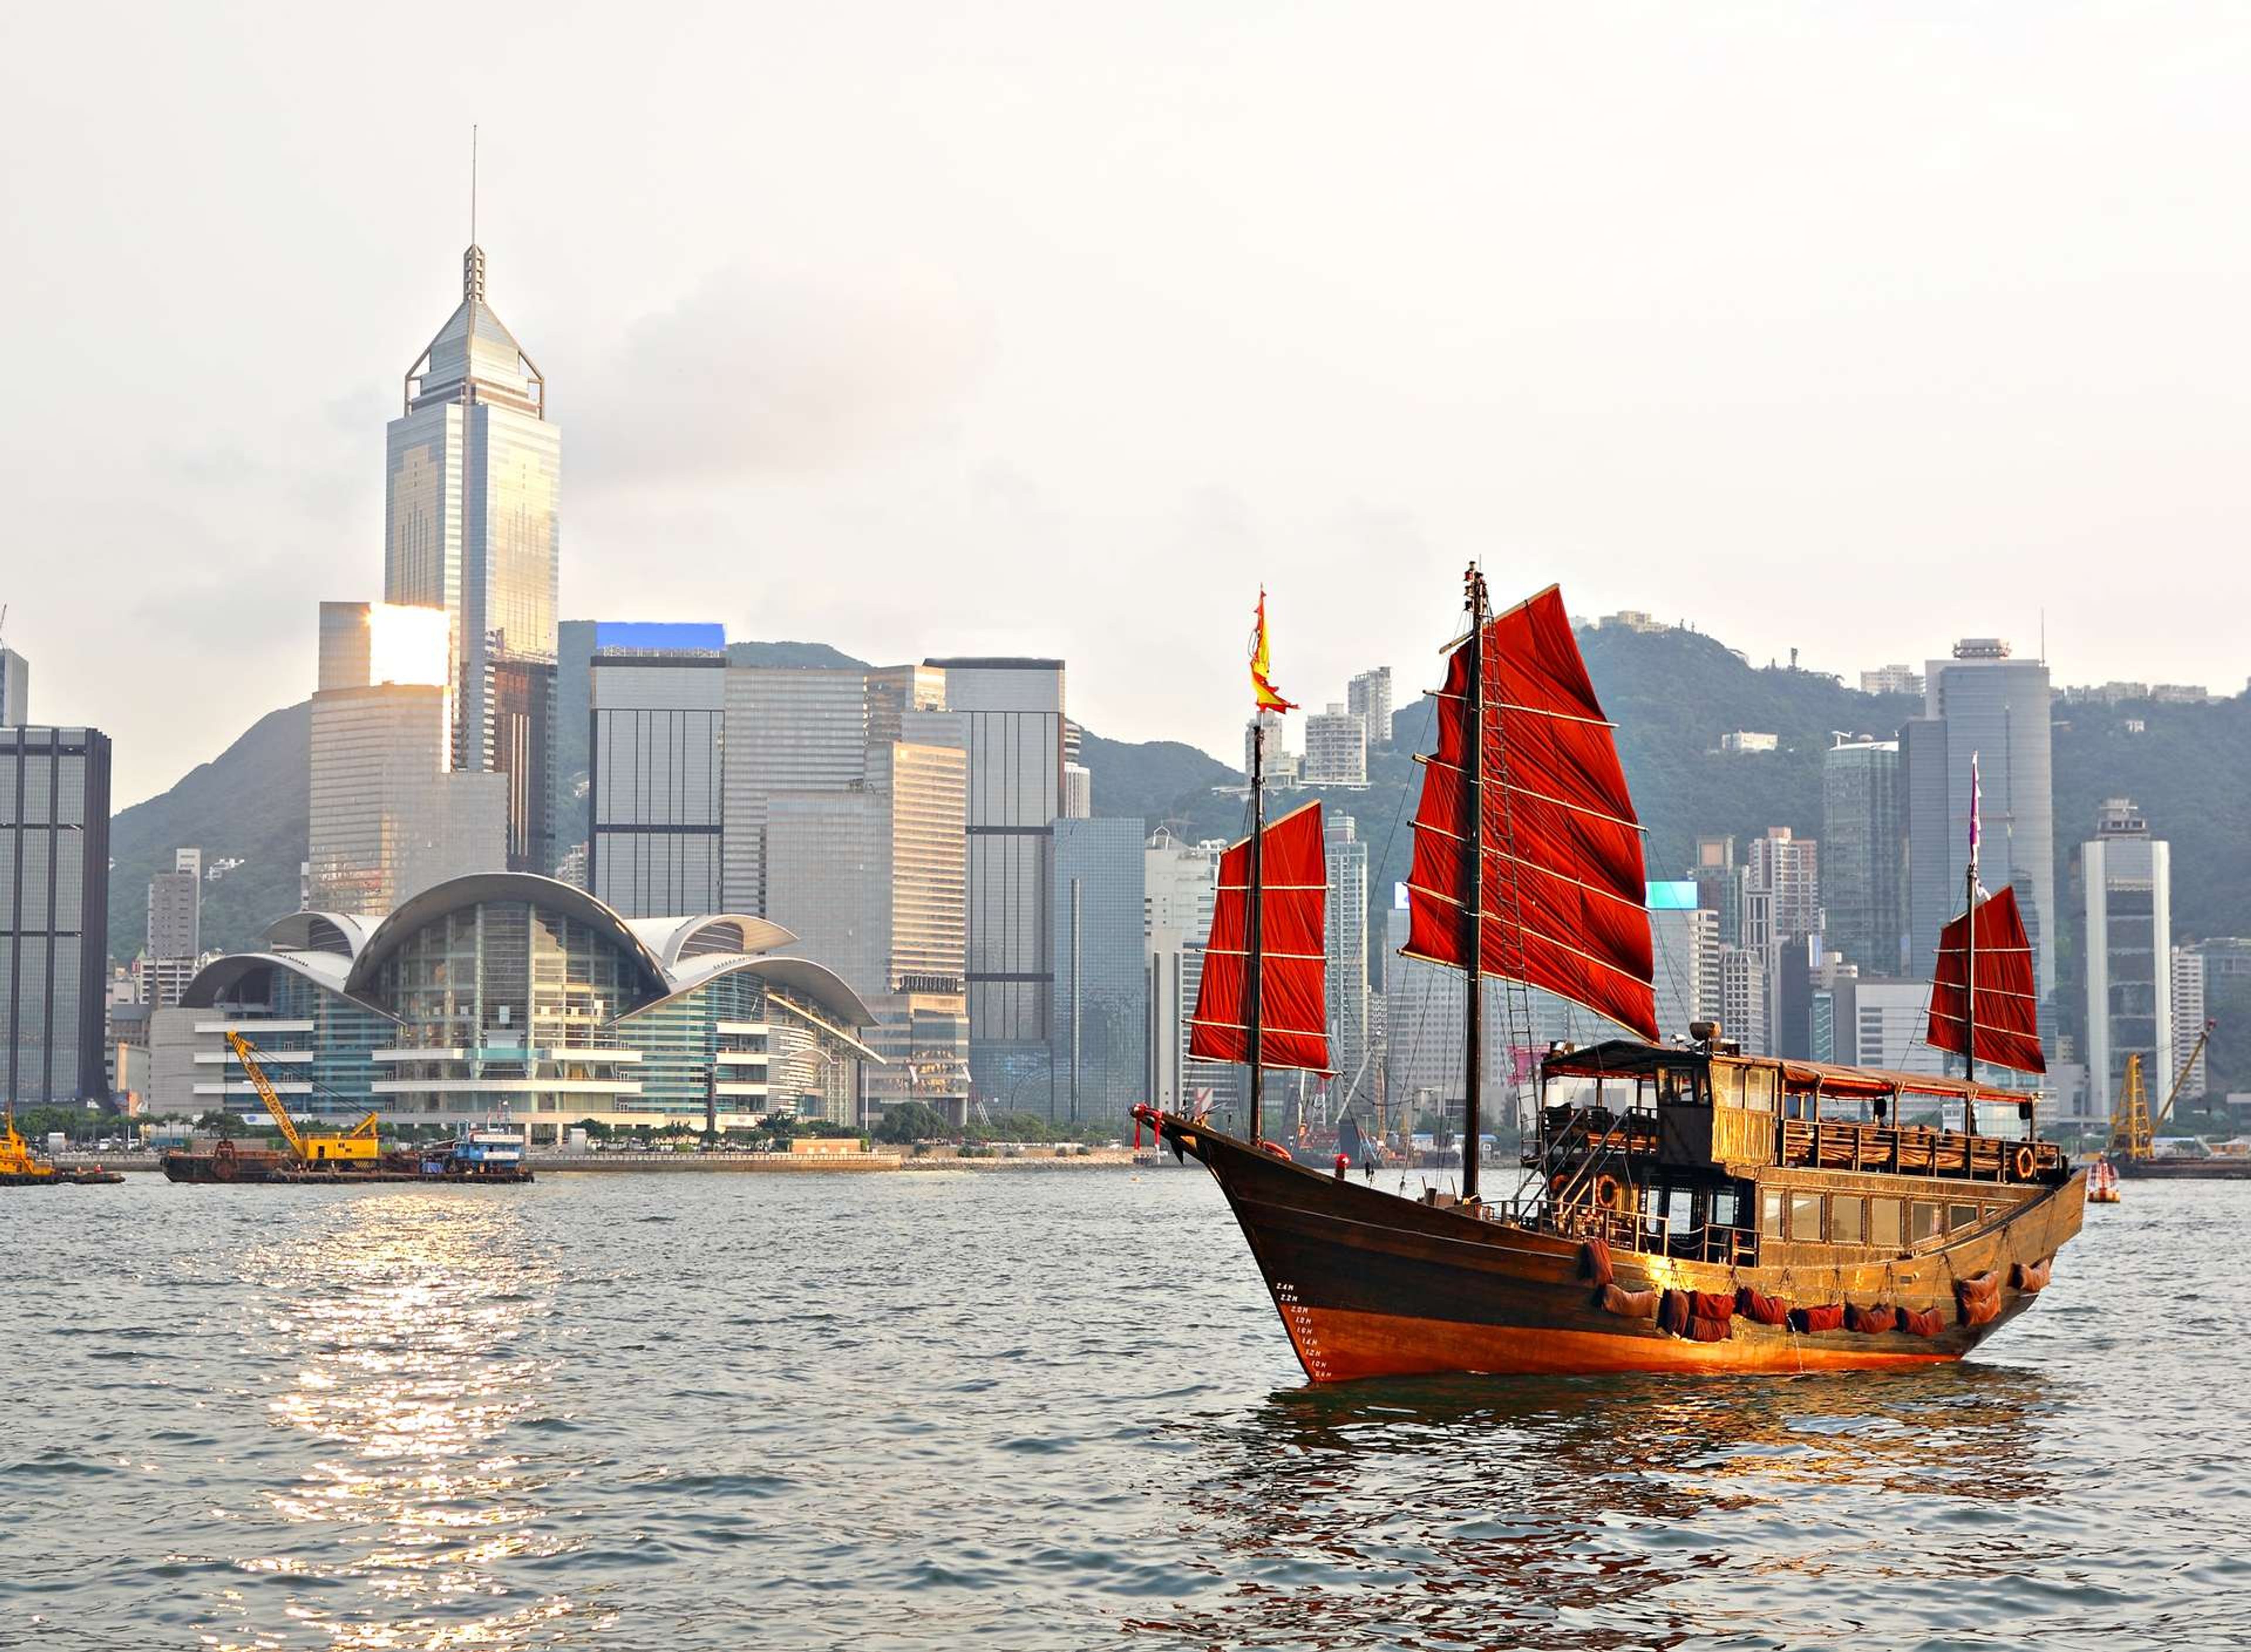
1460, 567, 1487, 1202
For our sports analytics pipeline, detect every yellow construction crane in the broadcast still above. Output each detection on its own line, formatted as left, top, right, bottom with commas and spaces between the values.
2109, 1019, 2216, 1161
225, 1030, 383, 1165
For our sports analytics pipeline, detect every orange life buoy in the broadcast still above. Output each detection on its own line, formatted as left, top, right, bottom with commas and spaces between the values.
1595, 1173, 1627, 1213
2012, 1144, 2037, 1181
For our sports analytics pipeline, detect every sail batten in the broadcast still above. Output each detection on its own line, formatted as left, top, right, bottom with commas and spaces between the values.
1189, 800, 1332, 1075
1405, 584, 1659, 1042
1926, 885, 2045, 1074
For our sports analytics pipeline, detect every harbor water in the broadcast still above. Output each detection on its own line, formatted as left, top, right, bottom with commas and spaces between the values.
2, 1169, 2243, 1649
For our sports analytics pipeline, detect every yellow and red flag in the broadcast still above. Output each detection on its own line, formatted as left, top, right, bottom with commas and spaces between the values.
1250, 588, 1297, 712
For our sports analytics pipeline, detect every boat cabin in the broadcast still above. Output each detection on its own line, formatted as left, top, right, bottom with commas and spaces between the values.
1531, 1035, 2071, 1266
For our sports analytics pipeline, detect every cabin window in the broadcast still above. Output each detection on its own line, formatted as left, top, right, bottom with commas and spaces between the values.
1712, 1188, 1741, 1230
1949, 1202, 1980, 1233
1911, 1202, 1942, 1243
1788, 1191, 1824, 1242
1831, 1195, 1865, 1245
1739, 1068, 1778, 1112
1869, 1199, 1903, 1248
1712, 1068, 1744, 1108
1760, 1189, 1785, 1238
1665, 1187, 1694, 1235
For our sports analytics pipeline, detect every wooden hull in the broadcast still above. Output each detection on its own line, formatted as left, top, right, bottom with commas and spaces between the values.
1155, 1116, 2086, 1382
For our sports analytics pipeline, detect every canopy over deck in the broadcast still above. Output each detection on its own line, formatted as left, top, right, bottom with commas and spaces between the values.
1539, 1039, 2036, 1107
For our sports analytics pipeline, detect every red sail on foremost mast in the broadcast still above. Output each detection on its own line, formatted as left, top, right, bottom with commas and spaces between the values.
1926, 885, 2046, 1074
1188, 801, 1332, 1073
1402, 585, 1659, 1042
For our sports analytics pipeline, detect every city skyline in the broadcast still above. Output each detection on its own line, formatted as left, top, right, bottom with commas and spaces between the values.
8, 6, 2251, 808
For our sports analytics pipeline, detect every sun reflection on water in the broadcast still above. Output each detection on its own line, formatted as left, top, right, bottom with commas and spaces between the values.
195, 1193, 584, 1650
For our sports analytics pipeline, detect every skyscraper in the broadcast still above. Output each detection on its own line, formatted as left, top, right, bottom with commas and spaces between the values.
1745, 827, 1821, 946
1144, 827, 1224, 1116
1905, 640, 2056, 997
1324, 813, 1371, 1102
587, 624, 727, 917
1689, 835, 1745, 947
1821, 737, 1905, 975
2083, 798, 2172, 1121
1347, 667, 1393, 749
1050, 817, 1147, 1123
0, 646, 26, 728
308, 601, 507, 915
925, 657, 1067, 1103
1384, 888, 1465, 1131
1, 724, 111, 1103
385, 242, 560, 874
1647, 881, 1720, 1043
721, 660, 868, 914
2171, 946, 2208, 1109
144, 847, 202, 1012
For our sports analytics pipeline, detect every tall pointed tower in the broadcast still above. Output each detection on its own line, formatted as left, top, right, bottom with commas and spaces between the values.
384, 240, 560, 874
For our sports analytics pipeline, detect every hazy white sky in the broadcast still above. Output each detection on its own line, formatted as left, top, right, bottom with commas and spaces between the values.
5, 2, 2247, 805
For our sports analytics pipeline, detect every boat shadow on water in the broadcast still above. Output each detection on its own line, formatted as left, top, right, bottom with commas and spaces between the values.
1126, 1365, 2071, 1648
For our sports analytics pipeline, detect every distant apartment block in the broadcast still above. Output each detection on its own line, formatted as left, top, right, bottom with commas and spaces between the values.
1599, 611, 1666, 634
144, 847, 204, 1012
1243, 711, 1301, 789
1303, 704, 1368, 788
1859, 664, 1924, 698
2172, 946, 2208, 1105
1719, 730, 1779, 754
1346, 667, 1393, 749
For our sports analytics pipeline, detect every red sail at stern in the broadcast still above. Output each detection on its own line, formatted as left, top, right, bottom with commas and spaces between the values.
1927, 886, 2046, 1073
1403, 586, 1658, 1042
1189, 801, 1332, 1073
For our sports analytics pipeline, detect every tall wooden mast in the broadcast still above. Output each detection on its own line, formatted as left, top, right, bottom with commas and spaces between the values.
1460, 566, 1488, 1202
1963, 753, 1980, 1136
1246, 717, 1266, 1141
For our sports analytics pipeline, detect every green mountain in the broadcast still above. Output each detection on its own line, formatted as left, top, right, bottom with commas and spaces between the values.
1084, 624, 2251, 1024
108, 701, 309, 964
104, 625, 2251, 1042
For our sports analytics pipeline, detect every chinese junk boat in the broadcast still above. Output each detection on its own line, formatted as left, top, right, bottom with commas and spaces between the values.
1135, 572, 2084, 1381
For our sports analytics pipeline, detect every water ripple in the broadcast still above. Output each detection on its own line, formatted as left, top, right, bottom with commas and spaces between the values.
0, 1171, 2239, 1647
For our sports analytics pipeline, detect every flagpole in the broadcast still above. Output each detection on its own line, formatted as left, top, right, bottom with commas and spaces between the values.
1247, 705, 1266, 1143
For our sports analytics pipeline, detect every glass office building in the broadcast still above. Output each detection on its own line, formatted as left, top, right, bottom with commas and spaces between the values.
587, 628, 727, 917
0, 725, 111, 1103
168, 873, 872, 1140
386, 243, 560, 874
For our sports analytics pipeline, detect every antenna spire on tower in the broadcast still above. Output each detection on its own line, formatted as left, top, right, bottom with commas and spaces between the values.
471, 123, 478, 245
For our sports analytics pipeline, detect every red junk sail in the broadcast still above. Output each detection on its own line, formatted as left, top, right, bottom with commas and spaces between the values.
1402, 586, 1658, 1042
1189, 801, 1331, 1073
1926, 885, 2046, 1074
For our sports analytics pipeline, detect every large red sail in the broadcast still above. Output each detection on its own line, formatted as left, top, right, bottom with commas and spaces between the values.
1926, 885, 2045, 1074
1402, 586, 1658, 1042
1188, 801, 1331, 1073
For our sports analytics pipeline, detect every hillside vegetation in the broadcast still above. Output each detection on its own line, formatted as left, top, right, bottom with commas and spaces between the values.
106, 625, 2251, 1017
